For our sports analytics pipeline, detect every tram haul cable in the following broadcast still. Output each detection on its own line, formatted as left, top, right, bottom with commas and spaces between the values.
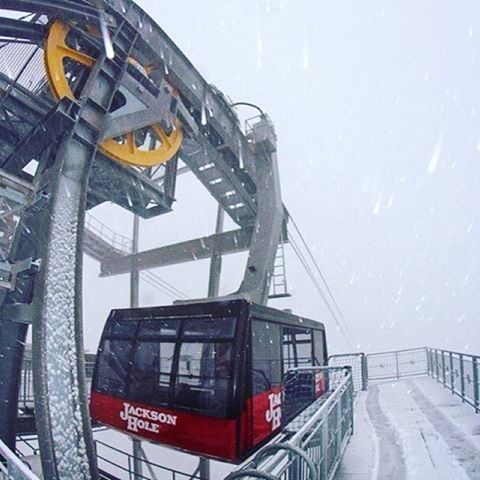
286, 212, 355, 349
288, 211, 350, 331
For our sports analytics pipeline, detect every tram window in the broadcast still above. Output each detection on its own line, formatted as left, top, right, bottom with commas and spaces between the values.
295, 329, 313, 366
175, 342, 232, 416
138, 319, 179, 338
283, 331, 295, 372
105, 318, 137, 338
282, 327, 313, 371
313, 330, 326, 365
251, 320, 281, 395
130, 341, 175, 406
96, 339, 132, 397
183, 317, 236, 339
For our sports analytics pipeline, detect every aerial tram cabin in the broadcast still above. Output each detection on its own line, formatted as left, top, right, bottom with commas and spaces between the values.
90, 299, 328, 463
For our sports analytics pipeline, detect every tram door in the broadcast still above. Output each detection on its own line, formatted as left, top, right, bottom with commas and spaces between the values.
249, 319, 282, 447
282, 326, 327, 421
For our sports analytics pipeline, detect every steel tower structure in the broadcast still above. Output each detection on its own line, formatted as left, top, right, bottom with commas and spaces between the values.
0, 1, 286, 478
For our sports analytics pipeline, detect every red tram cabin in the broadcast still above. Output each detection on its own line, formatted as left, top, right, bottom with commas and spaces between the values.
90, 300, 328, 463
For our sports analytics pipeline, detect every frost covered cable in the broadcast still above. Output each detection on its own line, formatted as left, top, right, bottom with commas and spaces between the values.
141, 271, 190, 300
142, 272, 190, 300
289, 235, 355, 349
289, 213, 345, 320
289, 236, 347, 337
140, 271, 189, 300
287, 211, 353, 337
140, 270, 190, 300
139, 273, 180, 300
289, 227, 354, 344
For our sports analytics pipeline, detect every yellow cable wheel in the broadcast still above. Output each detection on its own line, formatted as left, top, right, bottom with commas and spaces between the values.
44, 20, 183, 167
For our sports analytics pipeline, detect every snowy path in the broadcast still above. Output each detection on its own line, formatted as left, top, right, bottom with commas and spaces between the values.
336, 377, 480, 480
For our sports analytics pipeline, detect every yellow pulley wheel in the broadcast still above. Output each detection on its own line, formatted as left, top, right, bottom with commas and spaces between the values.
44, 20, 183, 168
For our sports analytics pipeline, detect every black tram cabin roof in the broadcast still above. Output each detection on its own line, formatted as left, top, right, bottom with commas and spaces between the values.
90, 299, 328, 463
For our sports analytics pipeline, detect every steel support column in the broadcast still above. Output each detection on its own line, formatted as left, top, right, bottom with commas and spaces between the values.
130, 214, 143, 479
0, 190, 44, 451
0, 321, 28, 449
235, 145, 283, 305
32, 19, 137, 479
199, 204, 225, 480
208, 205, 225, 299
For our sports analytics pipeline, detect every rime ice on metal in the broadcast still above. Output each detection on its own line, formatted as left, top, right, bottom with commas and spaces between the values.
43, 177, 90, 479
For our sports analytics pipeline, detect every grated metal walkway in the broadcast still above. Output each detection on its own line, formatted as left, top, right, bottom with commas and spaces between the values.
337, 377, 480, 480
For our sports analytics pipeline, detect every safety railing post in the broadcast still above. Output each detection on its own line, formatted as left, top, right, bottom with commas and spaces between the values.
336, 401, 342, 463
435, 349, 439, 380
449, 352, 455, 393
361, 354, 368, 390
287, 450, 300, 479
321, 416, 328, 479
395, 351, 400, 379
459, 354, 465, 403
474, 357, 479, 413
349, 380, 354, 435
442, 351, 446, 386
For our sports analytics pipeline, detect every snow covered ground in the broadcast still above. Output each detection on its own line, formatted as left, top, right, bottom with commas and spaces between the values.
336, 376, 480, 480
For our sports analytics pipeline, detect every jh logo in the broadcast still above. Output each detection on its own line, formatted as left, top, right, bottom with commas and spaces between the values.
265, 392, 282, 430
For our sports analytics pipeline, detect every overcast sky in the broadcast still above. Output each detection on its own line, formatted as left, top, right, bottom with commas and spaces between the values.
83, 0, 480, 356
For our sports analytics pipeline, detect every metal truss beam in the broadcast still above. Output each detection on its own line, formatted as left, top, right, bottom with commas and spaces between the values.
100, 228, 252, 276
87, 155, 174, 217
0, 73, 49, 122
0, 168, 43, 452
181, 136, 257, 227
103, 0, 261, 224
102, 82, 173, 140
1, 0, 264, 228
0, 17, 45, 42
0, 0, 101, 22
2, 97, 77, 172
0, 74, 174, 218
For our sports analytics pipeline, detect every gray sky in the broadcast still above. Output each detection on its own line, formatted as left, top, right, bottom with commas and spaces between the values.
84, 0, 480, 355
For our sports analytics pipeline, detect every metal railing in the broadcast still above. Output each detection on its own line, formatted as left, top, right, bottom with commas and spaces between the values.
0, 439, 39, 480
366, 347, 428, 380
19, 357, 34, 408
328, 353, 368, 391
95, 440, 200, 480
225, 366, 354, 480
427, 348, 480, 413
19, 354, 96, 411
85, 213, 133, 255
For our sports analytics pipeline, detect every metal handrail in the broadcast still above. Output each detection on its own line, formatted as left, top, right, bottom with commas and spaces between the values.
427, 347, 480, 359
0, 439, 39, 480
328, 352, 368, 391
366, 347, 429, 381
367, 346, 427, 357
85, 213, 133, 254
95, 439, 201, 480
427, 347, 480, 413
226, 366, 354, 480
